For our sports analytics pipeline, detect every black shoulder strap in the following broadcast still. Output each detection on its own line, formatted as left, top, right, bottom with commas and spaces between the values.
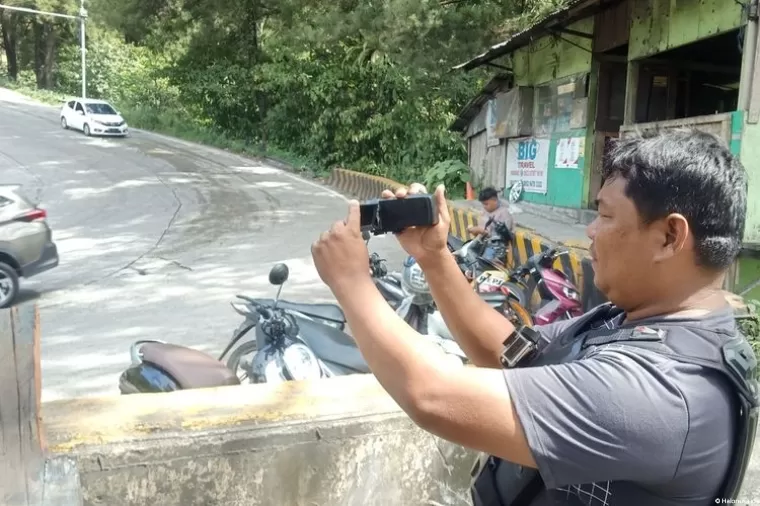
562, 303, 621, 339
580, 322, 759, 408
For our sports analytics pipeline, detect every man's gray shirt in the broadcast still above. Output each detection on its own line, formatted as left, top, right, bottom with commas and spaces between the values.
504, 307, 737, 506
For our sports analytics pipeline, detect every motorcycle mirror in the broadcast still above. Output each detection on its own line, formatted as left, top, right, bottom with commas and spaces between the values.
269, 263, 290, 286
362, 230, 371, 242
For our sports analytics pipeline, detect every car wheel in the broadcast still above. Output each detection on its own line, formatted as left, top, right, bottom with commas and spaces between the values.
61, 116, 68, 129
0, 262, 20, 309
83, 123, 90, 136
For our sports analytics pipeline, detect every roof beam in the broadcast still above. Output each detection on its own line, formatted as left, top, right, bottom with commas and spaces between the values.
484, 62, 513, 71
549, 27, 593, 39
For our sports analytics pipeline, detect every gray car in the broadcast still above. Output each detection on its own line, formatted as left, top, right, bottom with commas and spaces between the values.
0, 185, 59, 308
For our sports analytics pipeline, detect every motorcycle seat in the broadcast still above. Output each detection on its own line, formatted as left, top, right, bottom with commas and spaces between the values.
254, 299, 346, 323
140, 342, 240, 389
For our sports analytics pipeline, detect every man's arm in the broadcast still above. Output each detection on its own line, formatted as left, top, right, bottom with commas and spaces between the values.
467, 212, 489, 236
332, 277, 537, 468
332, 277, 691, 483
417, 249, 516, 368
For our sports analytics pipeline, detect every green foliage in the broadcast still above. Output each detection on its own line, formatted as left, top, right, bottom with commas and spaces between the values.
738, 299, 760, 357
2, 0, 564, 183
423, 159, 471, 199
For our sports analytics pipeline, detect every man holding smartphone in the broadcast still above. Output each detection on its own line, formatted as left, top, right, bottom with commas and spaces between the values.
310, 130, 757, 505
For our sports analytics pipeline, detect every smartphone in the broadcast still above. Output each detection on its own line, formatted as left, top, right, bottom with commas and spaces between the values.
360, 194, 438, 235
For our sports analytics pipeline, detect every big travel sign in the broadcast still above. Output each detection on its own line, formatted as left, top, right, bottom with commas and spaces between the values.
506, 136, 550, 194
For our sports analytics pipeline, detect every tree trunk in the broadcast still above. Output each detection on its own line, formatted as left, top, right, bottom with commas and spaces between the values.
31, 22, 57, 90
0, 12, 19, 80
43, 23, 57, 89
33, 22, 44, 88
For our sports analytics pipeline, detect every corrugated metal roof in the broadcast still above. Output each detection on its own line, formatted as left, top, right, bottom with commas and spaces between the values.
452, 0, 606, 72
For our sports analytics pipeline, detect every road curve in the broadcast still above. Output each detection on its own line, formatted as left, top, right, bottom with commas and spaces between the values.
0, 89, 407, 401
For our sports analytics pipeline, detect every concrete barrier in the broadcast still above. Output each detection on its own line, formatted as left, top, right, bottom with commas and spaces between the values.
325, 168, 604, 310
3, 304, 478, 506
43, 374, 476, 506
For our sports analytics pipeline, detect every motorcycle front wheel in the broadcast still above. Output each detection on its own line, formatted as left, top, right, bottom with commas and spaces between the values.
504, 300, 534, 329
226, 340, 258, 381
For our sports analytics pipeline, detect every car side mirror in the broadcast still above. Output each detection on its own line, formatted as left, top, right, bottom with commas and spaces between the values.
77, 110, 84, 115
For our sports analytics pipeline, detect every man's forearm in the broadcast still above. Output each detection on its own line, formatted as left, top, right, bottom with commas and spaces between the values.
418, 250, 514, 368
331, 278, 459, 415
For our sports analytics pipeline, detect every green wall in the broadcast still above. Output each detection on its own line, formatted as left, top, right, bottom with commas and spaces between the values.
512, 18, 594, 86
735, 111, 760, 298
628, 0, 744, 59
738, 256, 760, 300
739, 117, 760, 246
508, 18, 593, 209
521, 129, 587, 208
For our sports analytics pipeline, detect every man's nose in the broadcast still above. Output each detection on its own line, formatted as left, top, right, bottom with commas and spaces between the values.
586, 218, 598, 240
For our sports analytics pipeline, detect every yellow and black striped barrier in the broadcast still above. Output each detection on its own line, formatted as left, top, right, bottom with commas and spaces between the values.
326, 168, 406, 201
326, 168, 605, 311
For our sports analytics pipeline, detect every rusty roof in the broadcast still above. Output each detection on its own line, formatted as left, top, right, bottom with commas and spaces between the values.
452, 0, 613, 72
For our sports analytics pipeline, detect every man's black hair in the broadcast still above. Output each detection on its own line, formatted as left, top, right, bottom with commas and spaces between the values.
602, 128, 747, 270
479, 187, 499, 202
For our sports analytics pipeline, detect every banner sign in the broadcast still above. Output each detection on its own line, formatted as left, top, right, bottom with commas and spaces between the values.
506, 136, 550, 194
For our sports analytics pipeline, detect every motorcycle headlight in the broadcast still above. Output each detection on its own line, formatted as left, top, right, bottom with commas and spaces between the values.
283, 343, 322, 381
262, 354, 285, 383
562, 286, 580, 301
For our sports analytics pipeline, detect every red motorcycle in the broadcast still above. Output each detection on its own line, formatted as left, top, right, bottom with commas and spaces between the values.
508, 248, 583, 324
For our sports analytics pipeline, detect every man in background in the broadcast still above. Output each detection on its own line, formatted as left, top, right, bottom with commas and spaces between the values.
467, 186, 515, 237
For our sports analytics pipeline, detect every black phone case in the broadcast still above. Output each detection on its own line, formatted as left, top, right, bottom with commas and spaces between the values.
360, 194, 438, 234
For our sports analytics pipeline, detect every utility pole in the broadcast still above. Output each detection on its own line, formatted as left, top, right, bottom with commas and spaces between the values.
0, 2, 87, 98
79, 0, 87, 98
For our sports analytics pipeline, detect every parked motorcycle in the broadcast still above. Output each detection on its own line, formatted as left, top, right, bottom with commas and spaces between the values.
364, 228, 532, 336
450, 217, 513, 276
119, 263, 466, 394
365, 231, 406, 310
506, 248, 583, 324
394, 255, 533, 337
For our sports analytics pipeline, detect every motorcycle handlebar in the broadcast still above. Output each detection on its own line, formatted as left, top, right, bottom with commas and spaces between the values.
510, 248, 570, 277
235, 295, 276, 319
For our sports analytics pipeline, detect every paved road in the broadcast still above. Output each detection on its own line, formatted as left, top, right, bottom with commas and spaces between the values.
0, 89, 408, 401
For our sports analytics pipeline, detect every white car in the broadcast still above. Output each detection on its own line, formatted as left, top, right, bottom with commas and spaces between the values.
60, 98, 129, 137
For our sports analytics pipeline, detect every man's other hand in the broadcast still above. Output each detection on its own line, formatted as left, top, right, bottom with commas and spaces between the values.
311, 200, 371, 294
381, 183, 450, 265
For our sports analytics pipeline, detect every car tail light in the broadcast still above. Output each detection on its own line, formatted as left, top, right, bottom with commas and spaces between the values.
14, 208, 47, 222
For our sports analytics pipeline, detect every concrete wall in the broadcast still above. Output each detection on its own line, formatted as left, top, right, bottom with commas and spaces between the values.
44, 374, 477, 506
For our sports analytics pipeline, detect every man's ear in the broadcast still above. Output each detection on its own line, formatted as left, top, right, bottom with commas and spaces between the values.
653, 213, 690, 262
